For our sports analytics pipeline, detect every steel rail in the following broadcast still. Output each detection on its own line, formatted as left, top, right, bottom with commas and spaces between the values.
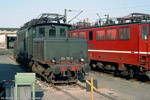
76, 83, 118, 100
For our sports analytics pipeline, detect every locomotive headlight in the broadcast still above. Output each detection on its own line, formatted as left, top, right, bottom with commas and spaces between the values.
80, 58, 85, 62
52, 58, 56, 63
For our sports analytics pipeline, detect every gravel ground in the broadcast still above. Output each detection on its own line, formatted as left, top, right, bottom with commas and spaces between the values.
0, 49, 13, 55
88, 71, 150, 100
0, 55, 24, 80
37, 80, 112, 100
36, 78, 132, 100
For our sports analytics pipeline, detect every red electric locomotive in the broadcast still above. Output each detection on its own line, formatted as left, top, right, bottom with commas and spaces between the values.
70, 13, 150, 79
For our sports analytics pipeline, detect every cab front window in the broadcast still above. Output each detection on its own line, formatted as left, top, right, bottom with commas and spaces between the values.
142, 26, 147, 40
49, 28, 56, 37
60, 28, 66, 37
39, 27, 45, 37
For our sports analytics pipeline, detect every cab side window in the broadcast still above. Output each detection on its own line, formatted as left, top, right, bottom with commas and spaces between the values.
149, 25, 150, 36
142, 26, 147, 40
49, 28, 56, 37
39, 27, 45, 37
60, 28, 66, 37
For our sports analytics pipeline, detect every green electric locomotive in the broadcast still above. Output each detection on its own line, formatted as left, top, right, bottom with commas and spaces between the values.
13, 13, 90, 83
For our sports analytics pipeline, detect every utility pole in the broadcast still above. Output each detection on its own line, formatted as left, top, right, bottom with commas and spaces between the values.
64, 9, 83, 24
64, 9, 67, 23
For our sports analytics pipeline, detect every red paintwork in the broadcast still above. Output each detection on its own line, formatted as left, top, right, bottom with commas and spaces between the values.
41, 62, 46, 64
47, 62, 52, 64
41, 61, 83, 72
62, 66, 66, 71
60, 61, 70, 64
72, 66, 76, 71
60, 65, 80, 71
70, 23, 150, 70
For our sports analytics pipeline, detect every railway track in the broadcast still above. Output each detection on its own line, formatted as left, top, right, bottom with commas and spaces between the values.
76, 82, 118, 100
37, 78, 80, 100
38, 78, 118, 100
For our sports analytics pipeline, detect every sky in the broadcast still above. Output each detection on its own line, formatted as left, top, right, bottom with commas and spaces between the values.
0, 0, 150, 28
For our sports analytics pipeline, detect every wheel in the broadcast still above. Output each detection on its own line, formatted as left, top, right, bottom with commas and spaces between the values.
128, 69, 134, 78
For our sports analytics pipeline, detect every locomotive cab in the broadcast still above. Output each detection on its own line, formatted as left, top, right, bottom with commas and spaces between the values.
138, 24, 150, 78
137, 24, 150, 65
36, 25, 69, 38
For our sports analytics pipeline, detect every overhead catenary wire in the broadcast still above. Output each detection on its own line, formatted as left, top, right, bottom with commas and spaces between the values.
68, 11, 83, 23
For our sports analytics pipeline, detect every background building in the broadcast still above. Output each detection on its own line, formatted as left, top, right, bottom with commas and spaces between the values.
0, 28, 18, 49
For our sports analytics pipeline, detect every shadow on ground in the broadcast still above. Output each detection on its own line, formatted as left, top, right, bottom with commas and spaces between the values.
0, 63, 44, 100
0, 63, 25, 80
78, 73, 86, 83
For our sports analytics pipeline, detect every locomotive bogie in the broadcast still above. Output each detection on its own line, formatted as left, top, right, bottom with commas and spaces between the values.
28, 61, 89, 82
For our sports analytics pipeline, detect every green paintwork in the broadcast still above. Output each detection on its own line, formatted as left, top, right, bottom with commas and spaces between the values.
44, 38, 88, 62
15, 73, 35, 83
14, 21, 88, 64
15, 73, 35, 100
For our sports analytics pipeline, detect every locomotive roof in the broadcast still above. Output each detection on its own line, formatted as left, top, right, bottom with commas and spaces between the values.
71, 22, 150, 31
71, 13, 150, 31
19, 13, 71, 31
27, 23, 71, 28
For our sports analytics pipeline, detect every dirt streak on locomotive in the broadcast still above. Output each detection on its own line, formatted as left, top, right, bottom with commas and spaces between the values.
70, 13, 150, 79
13, 13, 90, 83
